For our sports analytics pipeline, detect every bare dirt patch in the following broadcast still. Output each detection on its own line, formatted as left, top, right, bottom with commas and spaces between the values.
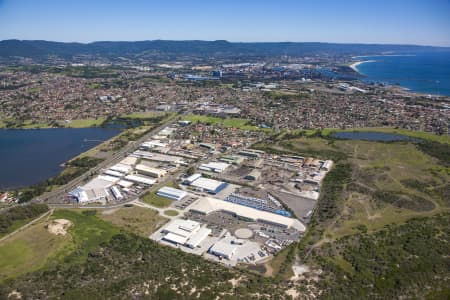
47, 219, 72, 236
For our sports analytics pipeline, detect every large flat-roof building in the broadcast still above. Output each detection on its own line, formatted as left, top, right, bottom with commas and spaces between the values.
209, 236, 238, 259
188, 197, 306, 231
69, 186, 109, 204
189, 177, 228, 194
124, 174, 156, 185
110, 163, 133, 174
183, 173, 202, 185
199, 161, 230, 173
161, 219, 211, 248
157, 186, 188, 201
135, 164, 168, 178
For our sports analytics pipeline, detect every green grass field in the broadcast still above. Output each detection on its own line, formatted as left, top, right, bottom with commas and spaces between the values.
0, 209, 122, 281
62, 118, 106, 128
20, 120, 52, 129
0, 218, 34, 238
49, 209, 119, 265
255, 134, 450, 285
100, 206, 168, 237
0, 218, 69, 281
141, 191, 173, 208
257, 136, 449, 240
184, 114, 271, 131
164, 209, 179, 217
120, 111, 160, 119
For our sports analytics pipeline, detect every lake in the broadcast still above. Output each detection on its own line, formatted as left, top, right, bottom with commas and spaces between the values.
332, 131, 417, 142
0, 127, 120, 190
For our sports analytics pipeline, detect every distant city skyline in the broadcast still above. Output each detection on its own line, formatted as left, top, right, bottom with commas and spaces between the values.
0, 0, 449, 46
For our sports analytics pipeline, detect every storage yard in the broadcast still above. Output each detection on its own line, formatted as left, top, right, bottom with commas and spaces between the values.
66, 119, 333, 267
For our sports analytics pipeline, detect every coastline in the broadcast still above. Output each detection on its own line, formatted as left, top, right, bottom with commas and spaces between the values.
349, 60, 375, 73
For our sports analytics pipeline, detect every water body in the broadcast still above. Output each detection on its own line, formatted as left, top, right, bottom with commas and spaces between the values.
0, 127, 120, 190
332, 131, 417, 142
354, 51, 450, 96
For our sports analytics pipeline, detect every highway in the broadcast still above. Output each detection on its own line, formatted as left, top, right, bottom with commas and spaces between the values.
35, 112, 183, 205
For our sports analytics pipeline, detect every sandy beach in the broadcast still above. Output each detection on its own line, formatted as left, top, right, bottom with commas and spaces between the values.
349, 60, 375, 72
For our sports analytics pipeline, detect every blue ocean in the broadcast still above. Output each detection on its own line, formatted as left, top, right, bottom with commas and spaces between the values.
355, 51, 450, 96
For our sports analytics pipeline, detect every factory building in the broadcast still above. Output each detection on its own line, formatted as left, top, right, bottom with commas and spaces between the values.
199, 161, 230, 173
69, 186, 109, 204
110, 163, 133, 174
110, 186, 124, 200
117, 180, 134, 188
238, 150, 261, 158
186, 227, 212, 248
219, 155, 246, 165
183, 173, 202, 185
135, 164, 167, 178
209, 236, 238, 259
157, 186, 188, 201
124, 174, 156, 185
141, 140, 168, 150
225, 193, 291, 217
104, 169, 125, 178
188, 197, 306, 231
161, 219, 211, 248
244, 169, 261, 181
189, 177, 228, 194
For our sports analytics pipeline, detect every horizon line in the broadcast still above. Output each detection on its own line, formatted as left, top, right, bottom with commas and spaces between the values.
1, 38, 450, 49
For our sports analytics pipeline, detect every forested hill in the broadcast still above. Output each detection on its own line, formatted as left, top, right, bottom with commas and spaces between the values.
0, 39, 448, 60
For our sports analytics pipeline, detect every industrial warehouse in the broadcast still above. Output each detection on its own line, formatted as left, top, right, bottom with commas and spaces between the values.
188, 196, 306, 231
64, 120, 333, 268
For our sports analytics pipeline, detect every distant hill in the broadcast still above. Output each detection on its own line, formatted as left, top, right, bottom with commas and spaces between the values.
0, 39, 448, 61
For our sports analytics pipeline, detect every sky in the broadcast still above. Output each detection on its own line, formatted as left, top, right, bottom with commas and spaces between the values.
0, 0, 449, 46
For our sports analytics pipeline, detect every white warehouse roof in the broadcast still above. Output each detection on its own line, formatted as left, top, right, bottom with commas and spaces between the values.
190, 177, 227, 194
209, 236, 238, 259
135, 164, 167, 177
124, 174, 156, 185
188, 197, 306, 231
161, 219, 210, 248
82, 177, 114, 190
184, 173, 202, 184
164, 219, 201, 239
117, 180, 134, 188
199, 161, 230, 173
164, 232, 188, 245
186, 227, 212, 248
157, 186, 188, 201
104, 169, 124, 178
98, 175, 120, 183
110, 163, 133, 174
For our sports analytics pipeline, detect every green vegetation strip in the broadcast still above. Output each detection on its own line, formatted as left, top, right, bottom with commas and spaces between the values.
141, 191, 172, 208
164, 210, 179, 217
315, 213, 450, 299
0, 232, 291, 299
100, 206, 168, 237
48, 209, 119, 265
0, 204, 49, 237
